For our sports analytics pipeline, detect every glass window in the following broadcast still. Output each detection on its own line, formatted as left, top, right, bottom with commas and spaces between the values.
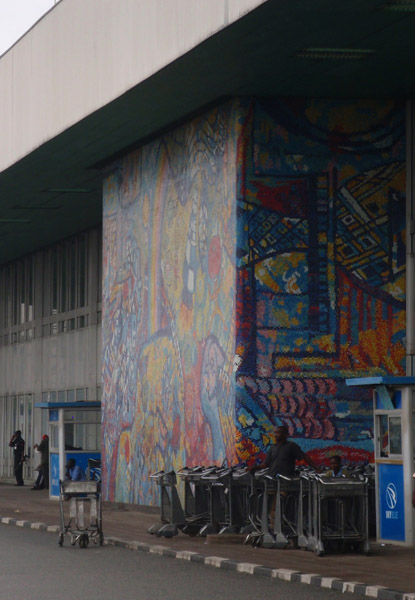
76, 388, 86, 402
51, 248, 58, 315
50, 425, 59, 450
389, 416, 402, 455
379, 415, 389, 457
64, 409, 99, 423
27, 257, 34, 322
69, 239, 77, 311
18, 261, 25, 325
77, 315, 85, 328
61, 246, 67, 313
12, 264, 18, 326
79, 236, 87, 308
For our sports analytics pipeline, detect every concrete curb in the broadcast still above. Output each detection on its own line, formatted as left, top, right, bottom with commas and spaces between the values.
1, 516, 414, 600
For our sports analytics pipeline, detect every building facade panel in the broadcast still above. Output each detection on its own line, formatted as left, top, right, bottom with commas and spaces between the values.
0, 228, 102, 483
0, 0, 266, 171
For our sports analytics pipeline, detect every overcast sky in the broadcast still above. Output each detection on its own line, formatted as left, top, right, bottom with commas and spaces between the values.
0, 0, 56, 56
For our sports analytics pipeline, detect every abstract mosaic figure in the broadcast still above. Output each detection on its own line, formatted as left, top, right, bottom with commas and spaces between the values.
236, 98, 405, 467
102, 102, 238, 503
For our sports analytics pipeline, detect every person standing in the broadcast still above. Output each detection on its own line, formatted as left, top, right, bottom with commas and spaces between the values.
248, 425, 318, 524
32, 434, 49, 490
248, 425, 318, 477
9, 430, 25, 486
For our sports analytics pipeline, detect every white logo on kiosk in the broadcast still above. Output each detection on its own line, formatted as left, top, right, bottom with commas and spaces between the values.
386, 483, 397, 509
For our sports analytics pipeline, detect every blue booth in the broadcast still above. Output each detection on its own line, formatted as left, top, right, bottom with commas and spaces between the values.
346, 377, 415, 546
35, 401, 101, 499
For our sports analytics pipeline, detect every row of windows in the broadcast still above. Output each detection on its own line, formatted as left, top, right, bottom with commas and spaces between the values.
42, 387, 91, 403
46, 236, 88, 316
2, 257, 34, 328
0, 229, 102, 346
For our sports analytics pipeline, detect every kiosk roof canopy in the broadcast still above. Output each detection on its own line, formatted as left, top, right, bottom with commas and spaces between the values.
346, 377, 415, 387
34, 402, 101, 409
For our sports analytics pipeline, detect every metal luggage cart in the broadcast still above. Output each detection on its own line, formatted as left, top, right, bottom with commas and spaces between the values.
58, 480, 103, 548
298, 473, 314, 551
147, 470, 186, 538
272, 474, 301, 549
199, 466, 249, 536
230, 466, 255, 534
177, 466, 214, 536
198, 467, 228, 536
244, 468, 274, 548
308, 475, 371, 556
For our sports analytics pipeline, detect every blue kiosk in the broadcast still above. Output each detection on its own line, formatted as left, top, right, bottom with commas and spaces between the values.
34, 401, 101, 499
346, 377, 415, 546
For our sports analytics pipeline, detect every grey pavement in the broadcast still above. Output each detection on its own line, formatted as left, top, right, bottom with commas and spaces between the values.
0, 483, 414, 599
0, 525, 365, 600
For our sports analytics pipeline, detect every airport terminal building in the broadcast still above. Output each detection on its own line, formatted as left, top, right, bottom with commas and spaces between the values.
0, 0, 414, 506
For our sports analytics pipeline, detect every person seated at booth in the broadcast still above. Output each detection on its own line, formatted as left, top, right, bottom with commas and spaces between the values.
323, 455, 350, 478
65, 458, 85, 482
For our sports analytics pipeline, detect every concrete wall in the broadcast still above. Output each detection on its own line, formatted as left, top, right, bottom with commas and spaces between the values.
0, 327, 101, 396
0, 0, 266, 172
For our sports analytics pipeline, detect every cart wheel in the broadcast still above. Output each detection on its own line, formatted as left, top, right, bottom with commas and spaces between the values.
58, 534, 64, 547
70, 537, 76, 546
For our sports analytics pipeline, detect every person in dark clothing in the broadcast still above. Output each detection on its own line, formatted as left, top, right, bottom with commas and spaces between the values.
323, 455, 350, 478
249, 425, 318, 476
248, 425, 318, 523
9, 430, 25, 486
31, 434, 49, 490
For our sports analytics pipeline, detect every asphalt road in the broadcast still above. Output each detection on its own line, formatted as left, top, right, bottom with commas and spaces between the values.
0, 525, 366, 600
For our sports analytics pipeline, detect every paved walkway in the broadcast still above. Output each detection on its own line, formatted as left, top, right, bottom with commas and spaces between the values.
0, 483, 414, 599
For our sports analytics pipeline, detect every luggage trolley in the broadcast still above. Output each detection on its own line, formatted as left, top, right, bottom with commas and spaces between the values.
147, 470, 186, 538
244, 468, 275, 548
230, 466, 254, 534
272, 474, 301, 549
309, 475, 371, 556
58, 480, 103, 548
177, 466, 215, 536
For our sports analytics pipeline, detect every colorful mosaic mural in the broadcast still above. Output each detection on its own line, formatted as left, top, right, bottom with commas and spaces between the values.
102, 102, 239, 503
103, 97, 405, 505
235, 99, 406, 467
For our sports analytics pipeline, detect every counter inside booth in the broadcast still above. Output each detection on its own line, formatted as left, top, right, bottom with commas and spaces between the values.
34, 401, 101, 499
